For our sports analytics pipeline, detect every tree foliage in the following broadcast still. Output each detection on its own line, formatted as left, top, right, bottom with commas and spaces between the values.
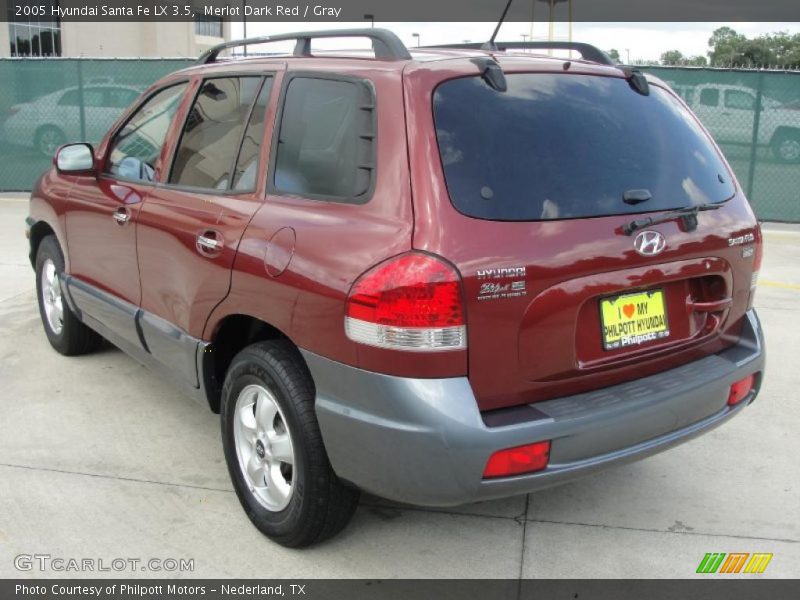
708, 27, 800, 67
660, 50, 684, 65
660, 50, 707, 66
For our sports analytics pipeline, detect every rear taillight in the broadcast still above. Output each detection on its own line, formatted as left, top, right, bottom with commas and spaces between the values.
483, 441, 551, 479
345, 252, 466, 351
728, 374, 756, 406
749, 239, 763, 309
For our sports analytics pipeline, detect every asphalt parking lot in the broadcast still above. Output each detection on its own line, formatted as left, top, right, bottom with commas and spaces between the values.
0, 194, 797, 579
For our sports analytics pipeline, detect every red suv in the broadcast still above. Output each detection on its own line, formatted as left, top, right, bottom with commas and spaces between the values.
26, 30, 765, 547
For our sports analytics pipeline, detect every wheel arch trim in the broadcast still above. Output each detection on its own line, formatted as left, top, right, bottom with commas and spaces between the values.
202, 312, 298, 413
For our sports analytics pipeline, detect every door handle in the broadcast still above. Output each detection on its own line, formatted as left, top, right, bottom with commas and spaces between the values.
197, 235, 219, 250
196, 231, 223, 255
112, 208, 130, 225
687, 297, 732, 313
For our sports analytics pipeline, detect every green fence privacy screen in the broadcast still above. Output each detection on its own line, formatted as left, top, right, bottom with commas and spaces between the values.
0, 58, 193, 191
1, 59, 799, 221
645, 66, 800, 222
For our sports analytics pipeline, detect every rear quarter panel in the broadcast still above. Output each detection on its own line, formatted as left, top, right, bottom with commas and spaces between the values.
205, 62, 433, 373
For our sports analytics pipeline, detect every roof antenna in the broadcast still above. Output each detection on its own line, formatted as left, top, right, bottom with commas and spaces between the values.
482, 0, 515, 51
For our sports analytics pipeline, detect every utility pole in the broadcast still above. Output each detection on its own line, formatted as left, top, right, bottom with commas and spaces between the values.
242, 0, 247, 56
529, 0, 535, 43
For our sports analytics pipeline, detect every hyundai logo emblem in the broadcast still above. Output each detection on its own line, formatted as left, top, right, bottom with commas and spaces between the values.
633, 230, 666, 256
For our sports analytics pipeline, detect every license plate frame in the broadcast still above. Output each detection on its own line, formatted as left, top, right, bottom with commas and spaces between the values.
599, 288, 670, 351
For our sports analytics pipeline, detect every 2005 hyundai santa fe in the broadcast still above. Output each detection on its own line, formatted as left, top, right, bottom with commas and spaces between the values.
26, 29, 765, 547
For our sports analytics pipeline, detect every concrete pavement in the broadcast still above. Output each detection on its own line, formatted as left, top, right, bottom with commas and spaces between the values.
0, 195, 797, 578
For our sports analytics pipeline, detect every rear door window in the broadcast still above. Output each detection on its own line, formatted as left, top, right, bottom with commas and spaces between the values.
232, 78, 274, 191
432, 73, 735, 221
169, 76, 265, 191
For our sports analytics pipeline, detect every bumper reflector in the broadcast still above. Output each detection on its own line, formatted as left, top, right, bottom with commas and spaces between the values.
483, 440, 551, 479
728, 374, 756, 406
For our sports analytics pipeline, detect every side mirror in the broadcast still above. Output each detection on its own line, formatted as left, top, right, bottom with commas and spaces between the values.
55, 143, 95, 174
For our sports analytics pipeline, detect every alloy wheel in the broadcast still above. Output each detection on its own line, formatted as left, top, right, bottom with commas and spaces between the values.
40, 258, 64, 335
233, 384, 296, 511
779, 138, 800, 162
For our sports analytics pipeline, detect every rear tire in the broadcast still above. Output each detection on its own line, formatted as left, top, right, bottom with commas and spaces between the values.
34, 125, 66, 158
221, 340, 360, 547
35, 235, 101, 356
771, 130, 800, 163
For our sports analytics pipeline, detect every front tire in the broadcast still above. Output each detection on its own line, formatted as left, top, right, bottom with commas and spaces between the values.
221, 341, 360, 547
35, 235, 101, 356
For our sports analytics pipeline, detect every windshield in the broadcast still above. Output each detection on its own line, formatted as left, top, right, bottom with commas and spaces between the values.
432, 73, 735, 221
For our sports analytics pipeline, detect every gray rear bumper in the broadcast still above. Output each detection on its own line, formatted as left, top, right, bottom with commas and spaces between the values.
302, 310, 765, 506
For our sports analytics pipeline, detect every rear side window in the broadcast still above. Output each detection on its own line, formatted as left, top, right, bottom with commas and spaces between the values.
432, 74, 735, 221
170, 76, 265, 190
273, 76, 375, 202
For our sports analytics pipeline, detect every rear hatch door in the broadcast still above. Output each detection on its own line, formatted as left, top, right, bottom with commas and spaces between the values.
406, 62, 760, 411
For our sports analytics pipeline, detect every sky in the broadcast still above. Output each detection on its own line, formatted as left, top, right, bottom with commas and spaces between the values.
230, 22, 800, 63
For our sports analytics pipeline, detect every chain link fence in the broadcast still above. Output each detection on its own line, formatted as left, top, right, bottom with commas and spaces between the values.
0, 58, 193, 191
1, 59, 799, 221
644, 66, 800, 222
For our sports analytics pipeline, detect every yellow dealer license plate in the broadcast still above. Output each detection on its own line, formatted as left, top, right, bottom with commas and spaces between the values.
600, 289, 670, 350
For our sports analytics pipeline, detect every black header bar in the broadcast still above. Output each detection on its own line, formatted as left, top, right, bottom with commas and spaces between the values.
2, 579, 800, 600
3, 0, 799, 23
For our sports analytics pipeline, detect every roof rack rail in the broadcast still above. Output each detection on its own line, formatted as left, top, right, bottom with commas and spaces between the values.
424, 41, 615, 66
195, 28, 412, 65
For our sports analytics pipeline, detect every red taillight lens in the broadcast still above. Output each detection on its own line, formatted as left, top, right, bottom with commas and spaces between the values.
483, 441, 551, 479
728, 374, 756, 406
347, 253, 464, 327
345, 253, 466, 351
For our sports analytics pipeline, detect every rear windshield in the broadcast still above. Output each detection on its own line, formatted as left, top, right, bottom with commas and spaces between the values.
432, 73, 735, 221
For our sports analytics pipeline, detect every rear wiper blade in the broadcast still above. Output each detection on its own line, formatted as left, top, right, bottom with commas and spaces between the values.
623, 203, 723, 236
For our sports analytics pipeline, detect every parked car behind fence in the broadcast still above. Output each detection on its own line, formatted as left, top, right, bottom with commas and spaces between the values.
665, 81, 800, 162
2, 84, 142, 156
